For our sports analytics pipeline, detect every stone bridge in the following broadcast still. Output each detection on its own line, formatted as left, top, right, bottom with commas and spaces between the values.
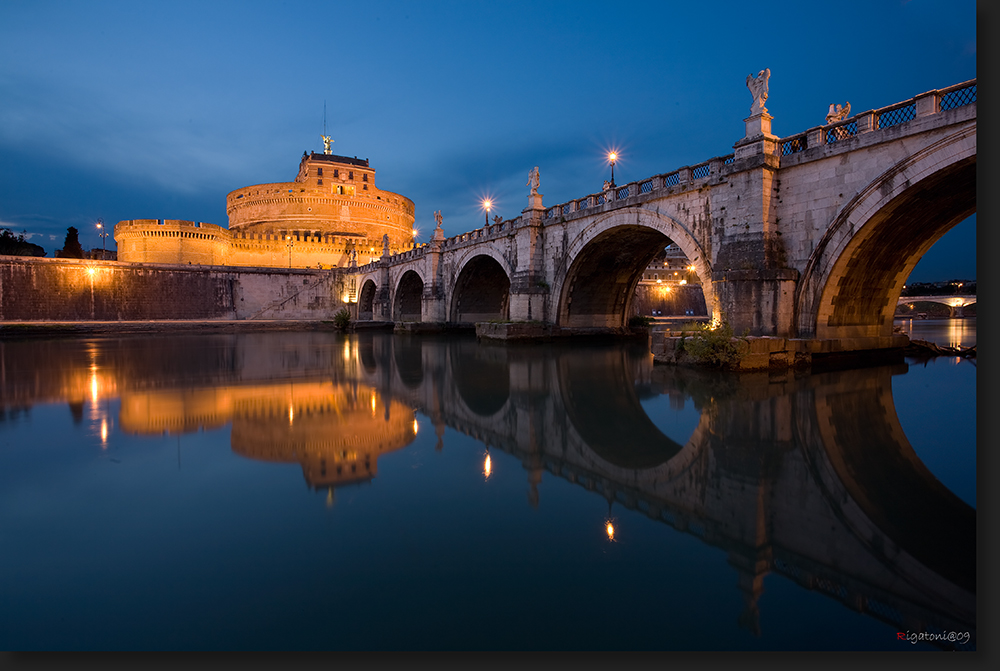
352, 333, 974, 646
345, 80, 976, 351
898, 294, 977, 318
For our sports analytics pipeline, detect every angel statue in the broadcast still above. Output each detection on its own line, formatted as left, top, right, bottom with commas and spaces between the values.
321, 135, 333, 154
527, 166, 540, 196
492, 214, 502, 226
434, 210, 443, 229
746, 68, 771, 115
825, 102, 851, 125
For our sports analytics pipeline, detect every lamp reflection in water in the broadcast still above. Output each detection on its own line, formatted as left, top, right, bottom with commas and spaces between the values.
483, 449, 492, 480
605, 500, 616, 542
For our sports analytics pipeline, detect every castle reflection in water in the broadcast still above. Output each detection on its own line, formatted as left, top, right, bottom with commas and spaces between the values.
0, 332, 975, 650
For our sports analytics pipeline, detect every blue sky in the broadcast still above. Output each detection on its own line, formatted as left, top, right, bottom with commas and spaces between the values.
0, 0, 977, 282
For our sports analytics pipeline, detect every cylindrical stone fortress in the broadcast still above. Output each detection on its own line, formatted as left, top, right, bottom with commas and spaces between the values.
115, 152, 416, 269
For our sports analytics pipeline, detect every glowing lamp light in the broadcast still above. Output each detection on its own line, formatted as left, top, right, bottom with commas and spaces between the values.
413, 418, 419, 434
687, 265, 695, 272
482, 198, 493, 226
86, 266, 97, 277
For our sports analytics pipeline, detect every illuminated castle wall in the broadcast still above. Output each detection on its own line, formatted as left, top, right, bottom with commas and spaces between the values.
115, 152, 416, 269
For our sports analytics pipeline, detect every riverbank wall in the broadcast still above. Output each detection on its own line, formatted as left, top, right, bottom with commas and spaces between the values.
0, 257, 346, 322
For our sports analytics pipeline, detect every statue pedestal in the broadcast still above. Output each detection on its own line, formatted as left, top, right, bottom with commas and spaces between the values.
524, 193, 544, 212
734, 112, 779, 160
744, 112, 774, 139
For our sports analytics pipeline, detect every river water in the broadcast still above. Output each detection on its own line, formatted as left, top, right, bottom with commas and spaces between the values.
0, 322, 976, 651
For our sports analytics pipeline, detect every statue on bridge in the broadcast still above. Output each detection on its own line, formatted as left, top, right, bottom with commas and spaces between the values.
825, 102, 851, 124
527, 166, 540, 196
746, 68, 770, 115
382, 233, 390, 257
492, 214, 503, 226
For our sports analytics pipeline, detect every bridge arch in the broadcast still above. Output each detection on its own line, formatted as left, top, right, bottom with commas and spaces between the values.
796, 126, 976, 339
358, 279, 377, 321
394, 270, 423, 322
554, 207, 716, 328
450, 253, 511, 323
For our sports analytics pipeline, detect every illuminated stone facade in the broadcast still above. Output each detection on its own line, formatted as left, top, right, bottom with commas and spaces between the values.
115, 152, 416, 269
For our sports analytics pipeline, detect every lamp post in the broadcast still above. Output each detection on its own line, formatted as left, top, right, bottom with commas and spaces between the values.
286, 235, 294, 269
96, 219, 108, 260
482, 198, 492, 227
608, 152, 618, 187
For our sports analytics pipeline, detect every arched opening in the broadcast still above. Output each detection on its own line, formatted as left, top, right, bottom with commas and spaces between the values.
557, 346, 684, 468
393, 336, 424, 389
358, 280, 377, 321
394, 271, 423, 322
805, 155, 975, 340
559, 225, 672, 328
450, 339, 510, 417
450, 255, 510, 323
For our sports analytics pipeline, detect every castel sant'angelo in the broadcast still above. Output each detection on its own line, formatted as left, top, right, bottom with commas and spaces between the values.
114, 139, 416, 268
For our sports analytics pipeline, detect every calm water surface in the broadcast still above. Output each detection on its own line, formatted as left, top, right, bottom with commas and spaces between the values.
0, 329, 975, 651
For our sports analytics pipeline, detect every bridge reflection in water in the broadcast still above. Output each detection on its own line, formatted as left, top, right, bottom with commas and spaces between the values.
0, 333, 975, 650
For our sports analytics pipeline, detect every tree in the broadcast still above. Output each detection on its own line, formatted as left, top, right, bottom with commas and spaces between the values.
0, 228, 46, 257
58, 227, 84, 259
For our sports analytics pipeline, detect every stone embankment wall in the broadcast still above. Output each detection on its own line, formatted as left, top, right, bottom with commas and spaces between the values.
0, 257, 346, 321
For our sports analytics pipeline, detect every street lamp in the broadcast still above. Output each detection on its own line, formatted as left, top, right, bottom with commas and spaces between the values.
482, 198, 492, 227
96, 219, 108, 260
285, 235, 294, 269
607, 152, 618, 187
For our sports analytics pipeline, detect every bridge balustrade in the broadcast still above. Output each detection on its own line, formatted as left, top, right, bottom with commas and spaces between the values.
779, 79, 976, 157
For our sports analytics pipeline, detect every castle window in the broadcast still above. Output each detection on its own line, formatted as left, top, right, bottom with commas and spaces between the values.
317, 179, 323, 185
336, 186, 343, 194
363, 184, 368, 190
333, 169, 339, 178
362, 174, 368, 183
317, 168, 323, 177
348, 171, 353, 180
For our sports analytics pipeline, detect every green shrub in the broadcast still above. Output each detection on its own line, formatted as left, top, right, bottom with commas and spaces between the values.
333, 308, 351, 330
680, 321, 747, 368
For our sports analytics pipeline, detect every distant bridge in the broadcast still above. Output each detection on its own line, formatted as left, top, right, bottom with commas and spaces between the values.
898, 294, 977, 317
345, 80, 976, 353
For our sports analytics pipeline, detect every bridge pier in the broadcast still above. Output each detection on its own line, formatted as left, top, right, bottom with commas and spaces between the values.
714, 269, 799, 337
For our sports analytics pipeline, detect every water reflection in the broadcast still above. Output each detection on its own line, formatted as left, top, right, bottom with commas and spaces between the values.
894, 317, 976, 349
0, 332, 975, 650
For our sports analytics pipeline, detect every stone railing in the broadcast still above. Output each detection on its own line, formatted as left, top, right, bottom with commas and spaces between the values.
544, 155, 734, 220
780, 79, 976, 156
439, 220, 512, 248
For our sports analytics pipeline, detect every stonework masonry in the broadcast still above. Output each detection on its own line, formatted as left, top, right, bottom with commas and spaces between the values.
0, 257, 349, 321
